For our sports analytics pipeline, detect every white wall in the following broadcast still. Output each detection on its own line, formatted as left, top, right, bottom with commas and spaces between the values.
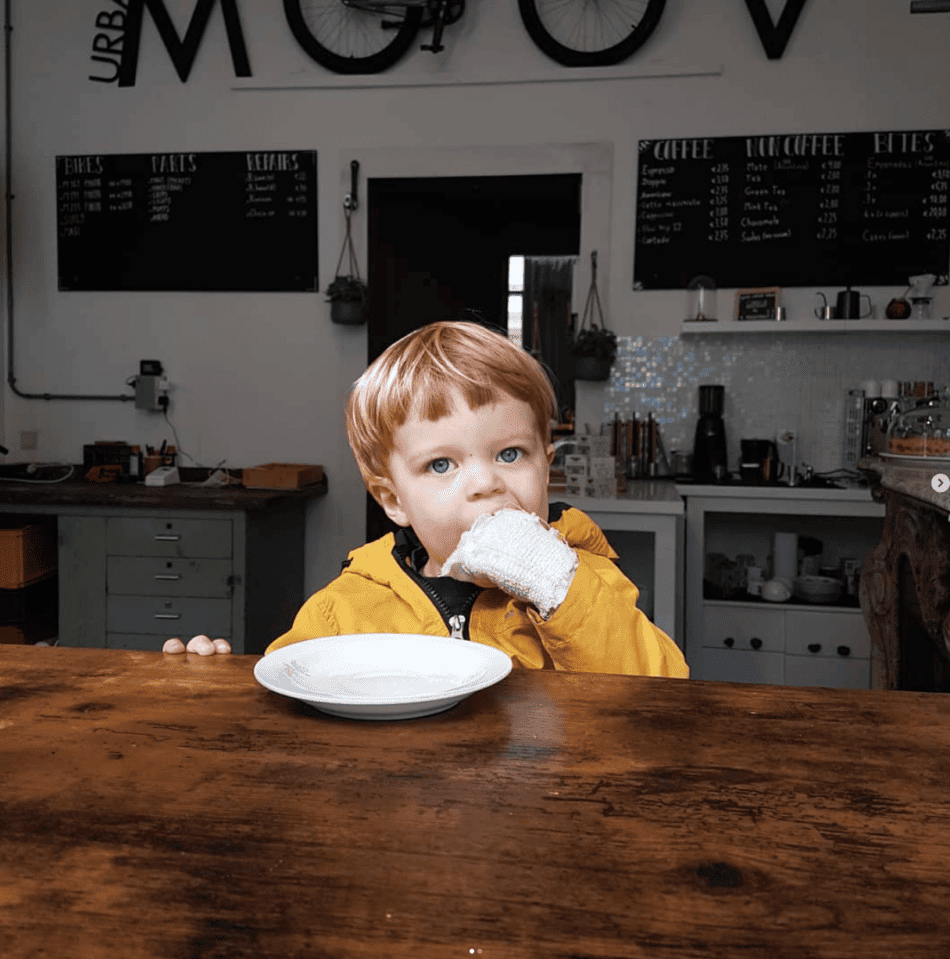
1, 0, 949, 595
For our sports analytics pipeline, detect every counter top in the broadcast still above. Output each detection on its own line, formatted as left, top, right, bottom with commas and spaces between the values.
552, 480, 684, 515
4, 645, 950, 958
675, 481, 877, 503
860, 456, 950, 517
551, 480, 880, 513
0, 466, 328, 511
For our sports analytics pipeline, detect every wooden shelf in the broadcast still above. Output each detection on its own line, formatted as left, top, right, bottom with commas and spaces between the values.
682, 319, 949, 334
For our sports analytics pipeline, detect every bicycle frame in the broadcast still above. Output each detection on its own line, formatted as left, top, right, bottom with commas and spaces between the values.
344, 0, 458, 53
343, 1, 428, 9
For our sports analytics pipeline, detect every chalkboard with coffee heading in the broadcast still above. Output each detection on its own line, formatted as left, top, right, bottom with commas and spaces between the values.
633, 130, 950, 290
56, 151, 318, 291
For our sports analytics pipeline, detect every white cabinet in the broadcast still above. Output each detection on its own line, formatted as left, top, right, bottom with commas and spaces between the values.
553, 486, 685, 647
680, 486, 885, 689
700, 603, 870, 689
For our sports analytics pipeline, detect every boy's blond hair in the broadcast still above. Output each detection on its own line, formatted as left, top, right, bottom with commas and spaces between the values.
346, 321, 557, 484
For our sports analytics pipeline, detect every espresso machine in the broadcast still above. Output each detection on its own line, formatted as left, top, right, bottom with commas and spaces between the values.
693, 385, 728, 482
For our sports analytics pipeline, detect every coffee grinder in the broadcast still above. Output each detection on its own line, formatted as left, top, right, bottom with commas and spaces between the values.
693, 385, 728, 482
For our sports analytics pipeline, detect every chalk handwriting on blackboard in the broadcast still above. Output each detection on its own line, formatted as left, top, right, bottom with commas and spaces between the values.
634, 129, 949, 290
57, 150, 318, 292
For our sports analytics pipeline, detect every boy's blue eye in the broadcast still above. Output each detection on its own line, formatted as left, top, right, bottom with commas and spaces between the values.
498, 447, 522, 464
429, 457, 452, 474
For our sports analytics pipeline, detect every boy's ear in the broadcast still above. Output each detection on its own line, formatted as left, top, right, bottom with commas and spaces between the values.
545, 443, 555, 466
367, 476, 411, 528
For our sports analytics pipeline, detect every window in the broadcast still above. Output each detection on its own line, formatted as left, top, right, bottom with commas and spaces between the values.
506, 255, 524, 348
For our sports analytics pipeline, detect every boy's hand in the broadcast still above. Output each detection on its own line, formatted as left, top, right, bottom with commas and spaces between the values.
163, 635, 231, 655
440, 508, 578, 619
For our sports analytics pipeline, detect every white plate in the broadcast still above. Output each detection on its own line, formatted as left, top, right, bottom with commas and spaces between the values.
254, 633, 512, 720
881, 452, 950, 468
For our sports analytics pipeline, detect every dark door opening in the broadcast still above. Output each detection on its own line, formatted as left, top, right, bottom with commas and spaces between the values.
364, 173, 581, 544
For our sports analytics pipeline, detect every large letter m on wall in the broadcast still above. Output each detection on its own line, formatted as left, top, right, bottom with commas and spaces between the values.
119, 0, 251, 87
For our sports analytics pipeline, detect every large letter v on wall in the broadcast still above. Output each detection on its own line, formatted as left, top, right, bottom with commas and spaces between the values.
743, 0, 808, 60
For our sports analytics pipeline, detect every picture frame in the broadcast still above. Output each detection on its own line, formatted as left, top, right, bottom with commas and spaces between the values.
735, 287, 781, 321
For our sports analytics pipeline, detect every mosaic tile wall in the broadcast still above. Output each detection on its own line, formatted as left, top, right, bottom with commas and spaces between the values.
593, 332, 950, 476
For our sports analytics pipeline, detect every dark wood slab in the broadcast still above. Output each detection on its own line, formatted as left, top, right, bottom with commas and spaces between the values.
2, 645, 950, 958
0, 469, 327, 510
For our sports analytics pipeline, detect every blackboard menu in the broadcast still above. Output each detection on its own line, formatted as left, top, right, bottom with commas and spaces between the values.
56, 151, 318, 291
633, 130, 949, 290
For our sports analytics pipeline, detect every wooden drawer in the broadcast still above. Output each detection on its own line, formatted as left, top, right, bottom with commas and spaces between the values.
106, 595, 231, 637
700, 648, 785, 685
784, 655, 871, 690
106, 517, 232, 559
107, 557, 233, 598
784, 610, 871, 660
702, 606, 784, 654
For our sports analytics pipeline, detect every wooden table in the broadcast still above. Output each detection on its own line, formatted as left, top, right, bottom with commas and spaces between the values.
2, 646, 950, 958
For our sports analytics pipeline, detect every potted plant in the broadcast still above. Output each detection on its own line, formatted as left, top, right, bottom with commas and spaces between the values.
327, 201, 368, 325
326, 274, 368, 326
570, 251, 616, 381
570, 325, 618, 381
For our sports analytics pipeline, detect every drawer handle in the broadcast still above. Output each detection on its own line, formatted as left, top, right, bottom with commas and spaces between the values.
154, 574, 181, 581
749, 637, 763, 651
808, 643, 822, 654
153, 613, 181, 620
837, 645, 851, 658
723, 637, 734, 648
154, 534, 181, 542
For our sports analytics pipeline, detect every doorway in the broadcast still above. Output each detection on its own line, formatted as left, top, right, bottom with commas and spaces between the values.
364, 173, 582, 543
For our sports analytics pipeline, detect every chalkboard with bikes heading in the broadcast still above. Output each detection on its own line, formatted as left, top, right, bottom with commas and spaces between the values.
633, 129, 950, 290
56, 150, 318, 292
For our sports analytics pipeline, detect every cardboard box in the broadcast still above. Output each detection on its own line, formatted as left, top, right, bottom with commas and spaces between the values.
0, 517, 57, 589
242, 463, 324, 490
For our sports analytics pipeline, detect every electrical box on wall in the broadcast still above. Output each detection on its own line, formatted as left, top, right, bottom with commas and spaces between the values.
134, 360, 169, 412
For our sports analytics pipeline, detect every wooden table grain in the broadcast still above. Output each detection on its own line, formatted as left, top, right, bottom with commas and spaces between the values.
2, 645, 950, 959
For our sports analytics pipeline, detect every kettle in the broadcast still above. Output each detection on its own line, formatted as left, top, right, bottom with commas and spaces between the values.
814, 292, 836, 320
835, 286, 872, 320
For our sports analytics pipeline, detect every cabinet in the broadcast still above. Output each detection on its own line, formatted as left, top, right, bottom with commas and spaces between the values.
103, 516, 234, 649
680, 485, 885, 688
0, 476, 325, 654
553, 484, 685, 646
58, 507, 306, 654
701, 602, 871, 688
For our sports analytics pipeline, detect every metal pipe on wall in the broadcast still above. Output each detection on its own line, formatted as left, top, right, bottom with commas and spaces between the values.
4, 0, 134, 402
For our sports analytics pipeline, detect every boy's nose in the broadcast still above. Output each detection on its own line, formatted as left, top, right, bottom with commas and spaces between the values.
464, 462, 505, 499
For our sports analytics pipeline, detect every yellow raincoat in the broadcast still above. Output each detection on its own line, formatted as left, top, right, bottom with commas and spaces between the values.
266, 505, 688, 678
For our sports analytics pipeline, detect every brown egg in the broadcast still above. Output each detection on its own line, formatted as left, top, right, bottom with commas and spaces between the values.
162, 638, 186, 654
186, 634, 216, 656
212, 639, 232, 654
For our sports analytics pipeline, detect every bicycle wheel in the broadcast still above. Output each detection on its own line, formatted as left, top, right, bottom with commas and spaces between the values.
518, 0, 666, 67
283, 0, 424, 75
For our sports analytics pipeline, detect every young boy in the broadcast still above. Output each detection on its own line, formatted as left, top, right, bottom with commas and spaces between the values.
261, 320, 687, 678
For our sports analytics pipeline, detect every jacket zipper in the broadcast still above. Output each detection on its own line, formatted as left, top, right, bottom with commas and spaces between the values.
392, 536, 477, 640
403, 569, 476, 640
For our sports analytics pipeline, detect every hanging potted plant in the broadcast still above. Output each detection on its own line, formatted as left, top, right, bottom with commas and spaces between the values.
327, 200, 368, 325
571, 325, 618, 381
570, 251, 617, 381
326, 274, 368, 326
